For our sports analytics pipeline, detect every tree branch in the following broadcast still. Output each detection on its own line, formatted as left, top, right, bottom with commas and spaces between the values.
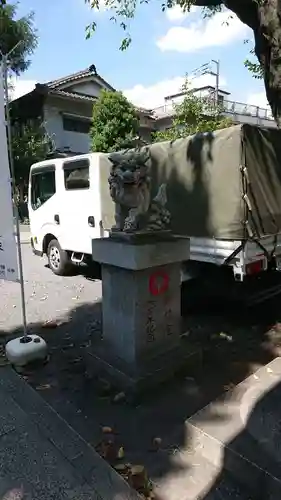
191, 0, 259, 31
193, 0, 223, 5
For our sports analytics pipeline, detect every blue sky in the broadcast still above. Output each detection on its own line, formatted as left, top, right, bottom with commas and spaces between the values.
14, 0, 267, 109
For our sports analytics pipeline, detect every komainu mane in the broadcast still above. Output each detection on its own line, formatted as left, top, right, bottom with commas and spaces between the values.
108, 149, 171, 233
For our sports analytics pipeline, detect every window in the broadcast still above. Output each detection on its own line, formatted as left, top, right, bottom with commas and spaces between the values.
62, 116, 91, 134
31, 167, 56, 210
63, 158, 90, 190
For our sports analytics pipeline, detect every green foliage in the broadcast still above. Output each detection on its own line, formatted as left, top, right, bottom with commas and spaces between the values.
12, 120, 53, 186
244, 58, 263, 79
244, 46, 263, 79
0, 2, 37, 75
84, 0, 226, 49
90, 89, 139, 152
84, 0, 263, 85
153, 78, 233, 143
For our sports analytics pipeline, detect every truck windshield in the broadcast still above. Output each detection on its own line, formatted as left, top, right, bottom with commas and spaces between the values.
31, 168, 56, 210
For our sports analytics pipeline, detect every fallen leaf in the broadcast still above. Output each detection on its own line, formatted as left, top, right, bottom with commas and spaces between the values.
68, 357, 82, 364
42, 320, 59, 329
96, 440, 117, 462
62, 343, 74, 350
114, 464, 128, 475
36, 383, 51, 390
219, 332, 233, 342
152, 437, 162, 450
129, 465, 148, 492
113, 392, 125, 403
102, 426, 113, 434
117, 446, 125, 459
181, 331, 190, 339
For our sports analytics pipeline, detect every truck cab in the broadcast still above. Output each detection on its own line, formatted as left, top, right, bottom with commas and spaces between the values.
28, 154, 103, 275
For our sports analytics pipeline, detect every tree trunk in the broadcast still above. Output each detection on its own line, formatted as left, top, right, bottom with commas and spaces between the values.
253, 0, 281, 127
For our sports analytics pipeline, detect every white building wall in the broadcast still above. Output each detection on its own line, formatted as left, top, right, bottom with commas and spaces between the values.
68, 81, 102, 98
43, 105, 64, 149
43, 96, 93, 153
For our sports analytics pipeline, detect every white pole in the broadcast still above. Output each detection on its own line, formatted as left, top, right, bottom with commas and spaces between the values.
211, 59, 220, 106
1, 55, 28, 340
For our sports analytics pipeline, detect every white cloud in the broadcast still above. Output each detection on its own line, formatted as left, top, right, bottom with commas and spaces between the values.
124, 73, 227, 109
247, 91, 269, 109
9, 78, 36, 101
157, 10, 249, 52
165, 5, 197, 22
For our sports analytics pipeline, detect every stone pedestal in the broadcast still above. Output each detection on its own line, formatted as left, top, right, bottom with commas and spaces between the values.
87, 233, 191, 394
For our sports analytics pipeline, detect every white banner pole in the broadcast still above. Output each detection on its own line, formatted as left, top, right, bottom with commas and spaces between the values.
1, 58, 28, 338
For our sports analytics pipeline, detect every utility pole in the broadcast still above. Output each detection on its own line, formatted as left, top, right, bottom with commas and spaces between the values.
212, 59, 220, 106
200, 59, 220, 106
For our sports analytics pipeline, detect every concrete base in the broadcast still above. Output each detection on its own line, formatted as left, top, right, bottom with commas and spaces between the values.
85, 337, 200, 397
5, 335, 48, 367
90, 234, 190, 395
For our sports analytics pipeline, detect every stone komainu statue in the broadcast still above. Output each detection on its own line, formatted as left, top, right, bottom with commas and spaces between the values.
108, 149, 171, 233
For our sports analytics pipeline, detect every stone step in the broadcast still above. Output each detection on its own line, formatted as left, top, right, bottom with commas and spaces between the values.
154, 443, 253, 500
155, 358, 281, 500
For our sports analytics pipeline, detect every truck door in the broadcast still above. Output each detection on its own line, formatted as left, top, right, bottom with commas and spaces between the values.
28, 164, 59, 253
59, 157, 100, 255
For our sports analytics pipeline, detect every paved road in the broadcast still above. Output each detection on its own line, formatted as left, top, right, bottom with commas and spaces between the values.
0, 242, 102, 334
0, 367, 140, 500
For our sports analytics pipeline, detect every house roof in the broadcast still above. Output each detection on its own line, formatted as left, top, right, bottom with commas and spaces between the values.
164, 85, 230, 101
35, 85, 99, 103
193, 85, 230, 95
12, 65, 153, 116
45, 65, 116, 92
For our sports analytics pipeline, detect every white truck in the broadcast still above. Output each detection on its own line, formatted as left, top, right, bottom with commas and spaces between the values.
28, 124, 281, 282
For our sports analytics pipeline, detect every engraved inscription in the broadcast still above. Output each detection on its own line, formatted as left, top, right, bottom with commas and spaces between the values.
164, 299, 173, 336
145, 300, 157, 343
0, 264, 5, 278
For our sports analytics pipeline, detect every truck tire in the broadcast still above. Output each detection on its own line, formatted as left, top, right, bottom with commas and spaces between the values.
47, 239, 71, 276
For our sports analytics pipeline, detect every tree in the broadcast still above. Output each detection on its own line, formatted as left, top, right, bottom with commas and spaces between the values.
12, 120, 54, 197
0, 2, 37, 75
85, 0, 281, 127
153, 79, 233, 143
90, 89, 140, 152
244, 41, 263, 80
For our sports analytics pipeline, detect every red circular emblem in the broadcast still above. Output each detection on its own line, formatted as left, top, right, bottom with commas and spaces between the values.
149, 271, 169, 296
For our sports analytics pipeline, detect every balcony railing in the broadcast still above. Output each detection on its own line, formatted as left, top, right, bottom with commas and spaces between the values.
152, 99, 274, 121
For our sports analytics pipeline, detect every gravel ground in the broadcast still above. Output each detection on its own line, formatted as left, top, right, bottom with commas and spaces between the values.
2, 243, 281, 497
0, 243, 102, 332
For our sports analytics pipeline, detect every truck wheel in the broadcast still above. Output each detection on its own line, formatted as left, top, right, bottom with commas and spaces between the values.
47, 239, 71, 276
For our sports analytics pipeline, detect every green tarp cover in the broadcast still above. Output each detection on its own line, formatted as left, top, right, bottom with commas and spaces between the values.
99, 124, 281, 240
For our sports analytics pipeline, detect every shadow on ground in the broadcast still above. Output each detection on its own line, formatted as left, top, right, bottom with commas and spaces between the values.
1, 284, 281, 498
6, 130, 281, 497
